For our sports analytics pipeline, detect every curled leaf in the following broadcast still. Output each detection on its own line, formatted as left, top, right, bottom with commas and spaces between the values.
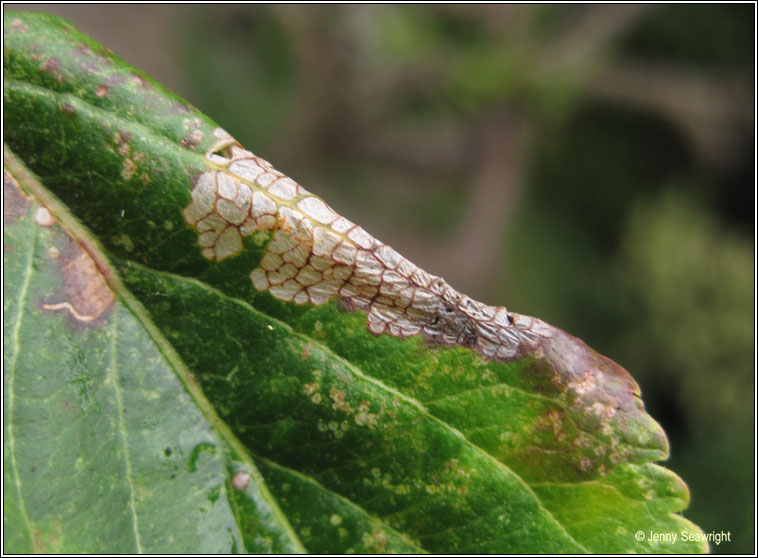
4, 11, 707, 553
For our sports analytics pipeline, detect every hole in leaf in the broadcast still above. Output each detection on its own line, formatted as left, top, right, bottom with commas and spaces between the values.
211, 143, 234, 159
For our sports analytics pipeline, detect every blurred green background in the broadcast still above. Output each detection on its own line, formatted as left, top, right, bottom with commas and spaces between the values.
8, 4, 754, 553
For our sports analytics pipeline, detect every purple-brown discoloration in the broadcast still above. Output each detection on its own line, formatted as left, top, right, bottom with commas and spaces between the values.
41, 230, 115, 329
3, 169, 29, 224
512, 323, 669, 480
59, 102, 76, 116
182, 129, 669, 480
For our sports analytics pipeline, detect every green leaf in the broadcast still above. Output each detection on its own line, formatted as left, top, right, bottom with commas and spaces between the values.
4, 12, 707, 553
3, 153, 304, 554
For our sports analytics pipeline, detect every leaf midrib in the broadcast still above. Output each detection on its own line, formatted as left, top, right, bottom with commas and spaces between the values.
5, 203, 37, 550
106, 305, 144, 552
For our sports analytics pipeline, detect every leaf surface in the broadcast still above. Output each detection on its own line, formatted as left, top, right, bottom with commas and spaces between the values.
2, 155, 303, 553
3, 12, 707, 553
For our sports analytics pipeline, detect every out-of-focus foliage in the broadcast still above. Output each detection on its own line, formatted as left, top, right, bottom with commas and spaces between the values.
617, 191, 754, 552
14, 3, 754, 552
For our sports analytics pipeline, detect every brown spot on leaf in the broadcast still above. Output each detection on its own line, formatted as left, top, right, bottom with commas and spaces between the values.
9, 18, 27, 32
60, 102, 76, 117
113, 131, 133, 157
121, 159, 137, 180
41, 57, 61, 75
42, 236, 114, 328
39, 56, 67, 83
301, 342, 314, 360
171, 101, 193, 115
115, 130, 132, 144
77, 44, 94, 57
130, 72, 150, 89
95, 85, 108, 98
72, 43, 112, 71
32, 524, 62, 553
104, 73, 127, 88
181, 129, 203, 150
232, 471, 251, 490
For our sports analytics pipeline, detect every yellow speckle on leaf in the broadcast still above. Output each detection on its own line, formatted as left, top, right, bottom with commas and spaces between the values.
121, 158, 137, 180
303, 382, 319, 396
111, 234, 134, 253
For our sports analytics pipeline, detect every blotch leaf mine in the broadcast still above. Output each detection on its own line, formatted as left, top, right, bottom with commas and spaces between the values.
4, 12, 707, 554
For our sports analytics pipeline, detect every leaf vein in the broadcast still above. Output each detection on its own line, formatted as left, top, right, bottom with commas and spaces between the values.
6, 215, 38, 549
107, 305, 144, 553
258, 456, 427, 553
130, 263, 590, 552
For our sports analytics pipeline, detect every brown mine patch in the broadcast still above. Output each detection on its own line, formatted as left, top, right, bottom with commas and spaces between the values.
130, 72, 150, 89
41, 57, 61, 75
42, 234, 115, 329
525, 323, 669, 457
114, 130, 132, 146
59, 102, 76, 117
3, 169, 30, 224
121, 159, 137, 180
76, 44, 94, 57
104, 73, 127, 88
170, 101, 192, 115
73, 43, 112, 72
32, 523, 63, 553
9, 18, 27, 32
181, 129, 203, 150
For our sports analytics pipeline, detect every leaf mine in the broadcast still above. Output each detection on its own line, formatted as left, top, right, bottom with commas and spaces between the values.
183, 129, 660, 449
187, 130, 538, 347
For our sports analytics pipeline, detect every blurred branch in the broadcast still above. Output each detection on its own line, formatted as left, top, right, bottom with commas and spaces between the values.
431, 110, 532, 298
272, 5, 349, 165
538, 4, 651, 76
437, 4, 535, 38
359, 125, 472, 176
589, 61, 753, 165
